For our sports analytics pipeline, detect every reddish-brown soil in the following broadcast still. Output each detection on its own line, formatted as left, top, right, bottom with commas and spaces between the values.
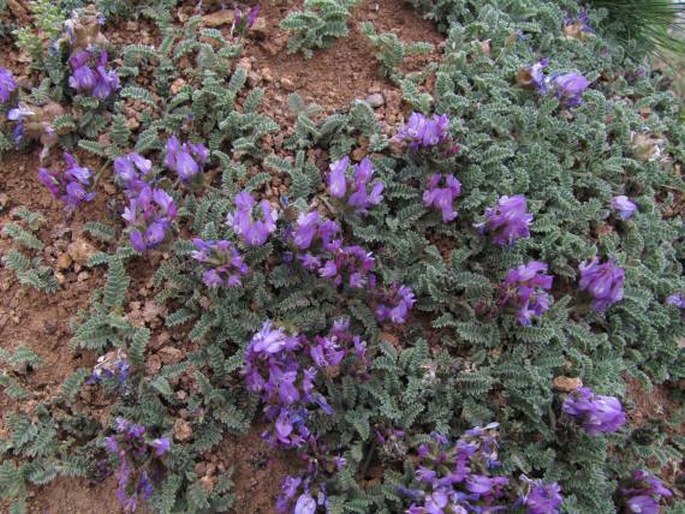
0, 1, 444, 512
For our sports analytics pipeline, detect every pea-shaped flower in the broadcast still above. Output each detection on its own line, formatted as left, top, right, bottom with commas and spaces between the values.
578, 257, 625, 311
611, 195, 637, 219
478, 194, 533, 246
0, 67, 18, 102
562, 386, 626, 436
550, 72, 590, 107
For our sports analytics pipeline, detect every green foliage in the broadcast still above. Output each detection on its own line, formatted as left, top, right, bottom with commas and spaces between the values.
2, 0, 684, 512
280, 0, 358, 58
2, 223, 44, 251
103, 257, 130, 309
12, 0, 68, 68
360, 21, 434, 80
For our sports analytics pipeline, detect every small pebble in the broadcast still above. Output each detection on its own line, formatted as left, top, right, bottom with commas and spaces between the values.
365, 93, 385, 108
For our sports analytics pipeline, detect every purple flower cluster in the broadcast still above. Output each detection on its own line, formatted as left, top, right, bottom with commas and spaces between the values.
612, 195, 638, 219
69, 50, 120, 99
87, 349, 130, 395
562, 387, 626, 436
477, 194, 533, 246
244, 320, 366, 449
164, 135, 209, 182
226, 191, 278, 246
500, 261, 554, 325
0, 67, 17, 102
578, 257, 625, 311
327, 156, 384, 215
231, 5, 261, 37
290, 211, 377, 289
619, 469, 673, 514
376, 284, 416, 324
275, 434, 352, 513
103, 418, 170, 513
550, 72, 590, 108
191, 238, 248, 288
38, 152, 95, 208
520, 476, 564, 514
277, 477, 317, 514
396, 112, 452, 151
6, 103, 37, 145
122, 186, 177, 252
423, 173, 462, 222
403, 424, 563, 513
518, 61, 589, 107
114, 152, 152, 195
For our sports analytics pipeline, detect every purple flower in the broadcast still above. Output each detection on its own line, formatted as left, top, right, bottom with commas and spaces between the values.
294, 493, 317, 514
578, 257, 625, 311
69, 50, 119, 99
478, 194, 533, 246
277, 476, 304, 513
620, 469, 673, 513
138, 472, 154, 500
38, 153, 95, 209
122, 186, 177, 252
114, 152, 152, 195
310, 336, 345, 368
327, 157, 384, 215
562, 387, 626, 436
247, 5, 261, 27
231, 4, 261, 36
327, 156, 348, 198
245, 320, 365, 450
7, 103, 35, 145
376, 284, 416, 324
89, 351, 130, 392
247, 321, 290, 358
164, 135, 209, 182
666, 294, 685, 312
521, 477, 563, 514
92, 51, 121, 99
0, 67, 17, 102
397, 112, 452, 150
292, 211, 320, 250
402, 425, 521, 513
500, 261, 554, 325
289, 211, 376, 288
150, 437, 170, 456
104, 436, 119, 453
69, 62, 97, 91
550, 72, 590, 108
7, 102, 34, 121
626, 495, 660, 514
320, 246, 375, 288
466, 475, 497, 494
611, 195, 638, 219
192, 238, 248, 288
423, 174, 462, 222
227, 191, 278, 246
105, 419, 167, 512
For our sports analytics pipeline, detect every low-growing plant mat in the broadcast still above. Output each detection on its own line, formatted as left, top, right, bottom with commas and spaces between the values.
0, 0, 683, 513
